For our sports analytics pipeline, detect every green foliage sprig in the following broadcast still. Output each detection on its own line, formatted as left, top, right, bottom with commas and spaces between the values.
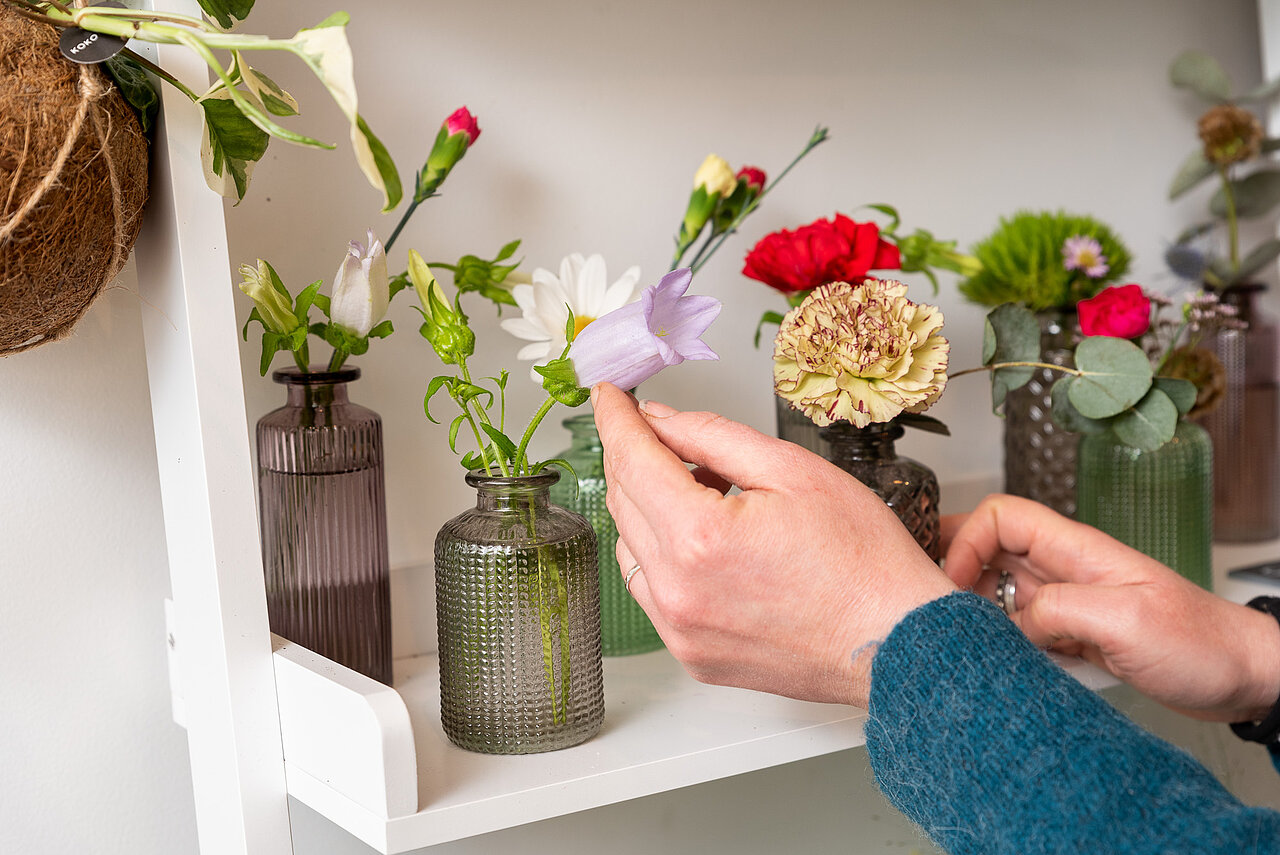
959, 211, 1132, 311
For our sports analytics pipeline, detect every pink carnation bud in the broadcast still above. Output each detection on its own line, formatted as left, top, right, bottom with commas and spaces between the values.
737, 166, 766, 192
444, 106, 481, 146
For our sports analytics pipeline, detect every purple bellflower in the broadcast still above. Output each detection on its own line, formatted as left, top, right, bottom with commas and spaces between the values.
568, 267, 721, 389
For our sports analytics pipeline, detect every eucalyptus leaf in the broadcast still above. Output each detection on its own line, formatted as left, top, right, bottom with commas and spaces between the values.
1168, 148, 1215, 200
1049, 377, 1107, 434
1169, 50, 1232, 102
1210, 170, 1280, 219
1067, 336, 1153, 419
982, 303, 1041, 412
1229, 238, 1280, 283
1111, 388, 1179, 452
1153, 377, 1197, 416
894, 412, 950, 436
1242, 76, 1280, 104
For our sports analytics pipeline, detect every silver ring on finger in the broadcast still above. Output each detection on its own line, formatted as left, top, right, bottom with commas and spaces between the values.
996, 570, 1017, 615
624, 563, 642, 596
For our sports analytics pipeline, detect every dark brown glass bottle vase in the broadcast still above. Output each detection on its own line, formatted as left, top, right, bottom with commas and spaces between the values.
256, 367, 392, 684
821, 421, 941, 562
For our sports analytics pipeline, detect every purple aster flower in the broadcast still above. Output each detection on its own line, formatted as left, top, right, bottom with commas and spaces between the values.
1062, 235, 1110, 278
568, 267, 721, 389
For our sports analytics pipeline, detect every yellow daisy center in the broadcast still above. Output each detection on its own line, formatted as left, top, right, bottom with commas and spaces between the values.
573, 315, 596, 338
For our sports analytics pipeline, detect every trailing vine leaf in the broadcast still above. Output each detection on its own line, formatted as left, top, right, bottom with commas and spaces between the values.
104, 54, 159, 132
198, 0, 255, 30
200, 92, 269, 202
1112, 387, 1179, 452
1067, 336, 1154, 419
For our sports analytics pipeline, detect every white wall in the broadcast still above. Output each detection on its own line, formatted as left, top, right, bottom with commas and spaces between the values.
1, 1, 1277, 853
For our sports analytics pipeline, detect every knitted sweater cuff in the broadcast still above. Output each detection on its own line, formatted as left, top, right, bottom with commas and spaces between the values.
863, 591, 1276, 855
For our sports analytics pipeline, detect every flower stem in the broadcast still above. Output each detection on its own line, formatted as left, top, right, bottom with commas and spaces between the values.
457, 355, 511, 476
327, 348, 348, 373
119, 47, 200, 101
514, 396, 558, 474
383, 199, 420, 254
1219, 165, 1241, 273
292, 342, 310, 373
949, 361, 1084, 380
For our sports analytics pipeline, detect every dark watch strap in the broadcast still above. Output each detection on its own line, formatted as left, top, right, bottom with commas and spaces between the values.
1229, 596, 1280, 745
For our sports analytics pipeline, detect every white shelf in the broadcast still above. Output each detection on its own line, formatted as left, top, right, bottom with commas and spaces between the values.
271, 600, 1118, 854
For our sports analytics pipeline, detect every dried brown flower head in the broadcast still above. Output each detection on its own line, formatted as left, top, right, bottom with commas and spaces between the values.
1198, 104, 1263, 167
1163, 345, 1226, 418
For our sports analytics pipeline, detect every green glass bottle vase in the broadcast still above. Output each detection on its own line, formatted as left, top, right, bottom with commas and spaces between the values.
1075, 420, 1213, 589
551, 413, 664, 656
435, 470, 605, 753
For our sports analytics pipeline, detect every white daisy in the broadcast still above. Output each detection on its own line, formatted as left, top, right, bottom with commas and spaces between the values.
501, 253, 641, 380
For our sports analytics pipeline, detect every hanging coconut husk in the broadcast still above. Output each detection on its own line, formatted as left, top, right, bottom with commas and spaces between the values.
0, 7, 149, 355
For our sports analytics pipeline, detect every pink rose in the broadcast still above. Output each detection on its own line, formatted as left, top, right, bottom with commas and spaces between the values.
1077, 284, 1152, 339
444, 106, 481, 146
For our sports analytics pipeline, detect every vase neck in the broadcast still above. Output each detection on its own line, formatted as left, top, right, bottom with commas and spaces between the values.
561, 413, 602, 452
273, 367, 359, 408
468, 470, 559, 511
1221, 283, 1266, 323
821, 421, 902, 462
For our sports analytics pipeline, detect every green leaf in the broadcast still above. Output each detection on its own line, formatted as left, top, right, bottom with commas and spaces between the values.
1242, 75, 1280, 105
198, 0, 255, 29
535, 458, 580, 499
388, 271, 412, 301
239, 62, 299, 117
1168, 148, 1215, 199
200, 94, 269, 202
367, 319, 394, 340
1111, 388, 1179, 452
293, 280, 322, 325
1049, 377, 1107, 434
1170, 50, 1232, 102
1153, 376, 1197, 416
536, 357, 590, 407
460, 450, 486, 471
104, 54, 159, 133
423, 375, 453, 423
480, 423, 519, 465
862, 202, 900, 233
447, 414, 467, 452
1210, 170, 1280, 219
894, 412, 951, 436
1067, 336, 1154, 419
983, 303, 1041, 411
754, 310, 786, 349
1230, 238, 1280, 284
495, 239, 521, 262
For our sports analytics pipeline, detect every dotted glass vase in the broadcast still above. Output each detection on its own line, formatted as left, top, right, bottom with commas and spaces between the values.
551, 414, 664, 656
1002, 309, 1079, 518
1076, 420, 1213, 589
1194, 284, 1280, 542
821, 421, 941, 562
256, 367, 393, 684
435, 470, 605, 754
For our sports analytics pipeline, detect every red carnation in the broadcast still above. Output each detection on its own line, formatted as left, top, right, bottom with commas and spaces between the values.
736, 166, 767, 193
1077, 284, 1152, 339
741, 214, 901, 295
444, 106, 481, 146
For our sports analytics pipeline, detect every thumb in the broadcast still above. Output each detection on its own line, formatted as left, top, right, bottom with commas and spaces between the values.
637, 398, 823, 491
1014, 582, 1133, 655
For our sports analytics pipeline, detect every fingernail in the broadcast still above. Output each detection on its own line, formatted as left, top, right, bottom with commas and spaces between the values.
590, 384, 601, 406
638, 399, 677, 418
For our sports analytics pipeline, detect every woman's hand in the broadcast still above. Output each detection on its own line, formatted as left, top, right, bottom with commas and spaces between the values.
591, 383, 955, 708
943, 493, 1280, 722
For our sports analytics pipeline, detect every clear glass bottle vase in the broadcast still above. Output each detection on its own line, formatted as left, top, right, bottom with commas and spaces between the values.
1075, 420, 1213, 589
256, 367, 392, 684
1002, 309, 1079, 518
435, 470, 605, 754
1195, 284, 1280, 542
821, 421, 941, 562
551, 414, 664, 656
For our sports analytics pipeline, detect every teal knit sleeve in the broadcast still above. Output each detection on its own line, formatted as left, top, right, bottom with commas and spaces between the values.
864, 592, 1280, 854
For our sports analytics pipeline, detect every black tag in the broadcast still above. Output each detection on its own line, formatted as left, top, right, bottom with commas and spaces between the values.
59, 2, 129, 65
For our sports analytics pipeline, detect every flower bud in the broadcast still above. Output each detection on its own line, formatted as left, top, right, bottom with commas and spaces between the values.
736, 166, 767, 196
329, 230, 389, 338
693, 154, 736, 197
409, 249, 475, 364
421, 107, 481, 198
238, 259, 300, 335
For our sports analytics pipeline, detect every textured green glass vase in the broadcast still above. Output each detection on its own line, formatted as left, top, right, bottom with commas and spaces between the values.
1076, 420, 1213, 589
435, 470, 605, 754
551, 414, 664, 656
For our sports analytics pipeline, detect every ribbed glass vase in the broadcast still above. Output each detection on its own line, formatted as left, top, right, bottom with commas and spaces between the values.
435, 470, 605, 754
1003, 309, 1079, 518
1076, 421, 1213, 589
821, 421, 941, 562
776, 393, 827, 456
256, 367, 392, 684
551, 414, 663, 656
1195, 284, 1280, 542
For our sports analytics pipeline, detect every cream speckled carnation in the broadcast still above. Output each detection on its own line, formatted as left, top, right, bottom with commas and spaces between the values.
773, 279, 949, 428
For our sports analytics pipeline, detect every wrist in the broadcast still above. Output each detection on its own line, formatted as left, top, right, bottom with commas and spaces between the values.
1231, 597, 1280, 730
